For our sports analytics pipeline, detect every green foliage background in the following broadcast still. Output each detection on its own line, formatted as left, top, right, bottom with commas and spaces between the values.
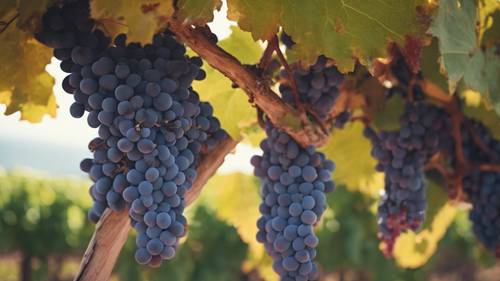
0, 170, 498, 281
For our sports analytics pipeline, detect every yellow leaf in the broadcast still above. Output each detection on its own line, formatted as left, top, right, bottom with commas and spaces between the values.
197, 173, 263, 257
320, 122, 382, 196
0, 26, 55, 122
177, 0, 222, 25
227, 0, 281, 41
90, 0, 174, 44
194, 27, 262, 139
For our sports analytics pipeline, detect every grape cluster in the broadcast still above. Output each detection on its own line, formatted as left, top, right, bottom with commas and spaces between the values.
365, 101, 451, 253
459, 120, 500, 256
278, 33, 349, 127
279, 56, 347, 124
37, 1, 227, 266
35, 0, 110, 77
252, 123, 335, 281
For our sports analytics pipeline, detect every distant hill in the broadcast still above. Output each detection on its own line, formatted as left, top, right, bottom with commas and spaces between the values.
0, 137, 90, 177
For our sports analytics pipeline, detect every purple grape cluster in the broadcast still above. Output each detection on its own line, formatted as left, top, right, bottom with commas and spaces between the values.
365, 101, 451, 254
35, 0, 110, 76
37, 1, 227, 267
278, 33, 350, 127
279, 56, 347, 123
459, 120, 500, 256
252, 123, 335, 281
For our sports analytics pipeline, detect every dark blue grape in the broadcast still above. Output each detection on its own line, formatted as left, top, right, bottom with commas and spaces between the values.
252, 123, 334, 280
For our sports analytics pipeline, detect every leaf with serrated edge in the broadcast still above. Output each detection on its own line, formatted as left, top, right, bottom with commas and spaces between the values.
429, 0, 477, 93
0, 27, 55, 122
177, 0, 222, 25
465, 48, 500, 114
227, 0, 281, 40
282, 0, 424, 72
90, 0, 174, 44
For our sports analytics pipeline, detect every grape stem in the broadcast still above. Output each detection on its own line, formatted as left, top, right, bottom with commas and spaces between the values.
444, 98, 466, 173
269, 36, 328, 135
473, 164, 500, 173
258, 38, 276, 72
74, 137, 238, 281
167, 19, 329, 147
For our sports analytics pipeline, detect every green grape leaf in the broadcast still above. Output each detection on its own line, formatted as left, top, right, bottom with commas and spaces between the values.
176, 0, 222, 25
320, 123, 382, 196
431, 0, 500, 113
393, 180, 458, 268
227, 0, 281, 40
463, 48, 500, 114
420, 38, 449, 94
90, 0, 174, 44
281, 0, 425, 72
429, 0, 477, 93
194, 27, 262, 139
0, 27, 55, 122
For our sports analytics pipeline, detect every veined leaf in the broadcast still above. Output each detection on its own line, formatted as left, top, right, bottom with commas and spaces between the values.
0, 27, 55, 122
282, 0, 425, 72
176, 0, 222, 26
90, 0, 174, 44
227, 0, 281, 41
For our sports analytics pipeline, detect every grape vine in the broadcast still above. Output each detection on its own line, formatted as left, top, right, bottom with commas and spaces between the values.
6, 0, 497, 279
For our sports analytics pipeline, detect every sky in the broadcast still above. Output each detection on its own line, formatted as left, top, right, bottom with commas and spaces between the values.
0, 2, 259, 177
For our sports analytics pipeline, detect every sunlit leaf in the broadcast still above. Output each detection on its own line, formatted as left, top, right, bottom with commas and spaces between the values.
321, 123, 382, 196
90, 0, 174, 44
176, 0, 222, 25
196, 173, 265, 259
194, 27, 262, 139
0, 26, 55, 122
282, 0, 426, 71
227, 0, 281, 41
